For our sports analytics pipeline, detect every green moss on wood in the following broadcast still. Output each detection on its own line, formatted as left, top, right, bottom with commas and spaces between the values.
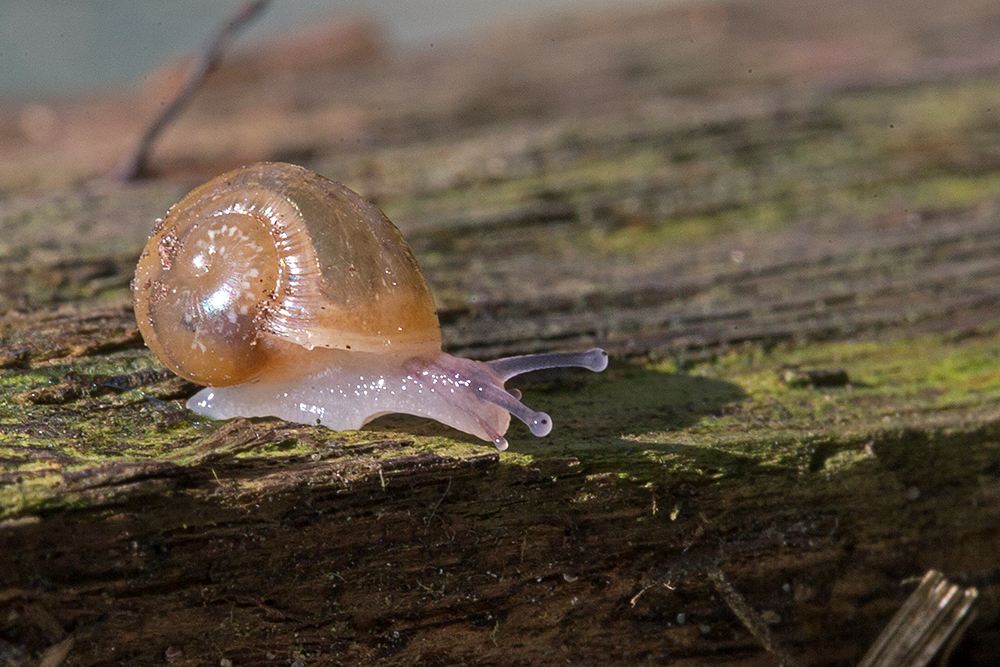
4, 325, 1000, 520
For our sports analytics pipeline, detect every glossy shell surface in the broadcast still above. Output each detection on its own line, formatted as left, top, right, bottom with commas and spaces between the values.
133, 162, 441, 386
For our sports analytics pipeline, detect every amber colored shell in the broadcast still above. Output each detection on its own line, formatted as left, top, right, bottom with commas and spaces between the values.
133, 162, 441, 386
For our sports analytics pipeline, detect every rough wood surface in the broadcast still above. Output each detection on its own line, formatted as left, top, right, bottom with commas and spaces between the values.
2, 0, 1000, 665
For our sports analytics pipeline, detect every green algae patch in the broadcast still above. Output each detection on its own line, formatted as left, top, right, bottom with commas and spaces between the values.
0, 472, 68, 519
513, 326, 1000, 485
4, 327, 1000, 519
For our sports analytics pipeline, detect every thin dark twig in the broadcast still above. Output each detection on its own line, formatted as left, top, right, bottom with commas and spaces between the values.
115, 0, 271, 181
423, 477, 452, 535
707, 567, 800, 667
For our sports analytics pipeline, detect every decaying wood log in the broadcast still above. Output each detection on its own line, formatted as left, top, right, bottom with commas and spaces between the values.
2, 0, 1000, 664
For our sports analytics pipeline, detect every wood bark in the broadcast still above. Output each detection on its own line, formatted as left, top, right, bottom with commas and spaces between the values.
2, 0, 1000, 664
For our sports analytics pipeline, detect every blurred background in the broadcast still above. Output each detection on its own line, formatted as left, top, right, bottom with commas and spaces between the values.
4, 0, 1000, 327
3, 0, 998, 196
0, 0, 998, 338
0, 0, 630, 95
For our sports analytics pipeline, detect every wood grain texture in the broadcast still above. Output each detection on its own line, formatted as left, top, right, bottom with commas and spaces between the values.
2, 0, 1000, 664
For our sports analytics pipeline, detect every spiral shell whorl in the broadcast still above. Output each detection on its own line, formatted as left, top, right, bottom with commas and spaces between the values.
133, 162, 441, 387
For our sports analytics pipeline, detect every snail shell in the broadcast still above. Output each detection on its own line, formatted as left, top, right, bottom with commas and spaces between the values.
133, 162, 607, 449
134, 162, 439, 386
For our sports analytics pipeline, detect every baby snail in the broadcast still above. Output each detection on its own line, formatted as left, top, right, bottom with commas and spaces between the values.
132, 162, 607, 450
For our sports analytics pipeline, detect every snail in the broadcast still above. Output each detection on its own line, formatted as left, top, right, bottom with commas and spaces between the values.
132, 162, 607, 450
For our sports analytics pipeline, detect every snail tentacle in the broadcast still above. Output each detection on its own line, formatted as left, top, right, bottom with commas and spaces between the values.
486, 348, 609, 381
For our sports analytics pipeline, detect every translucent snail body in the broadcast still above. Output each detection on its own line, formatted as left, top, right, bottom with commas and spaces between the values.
133, 162, 607, 449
